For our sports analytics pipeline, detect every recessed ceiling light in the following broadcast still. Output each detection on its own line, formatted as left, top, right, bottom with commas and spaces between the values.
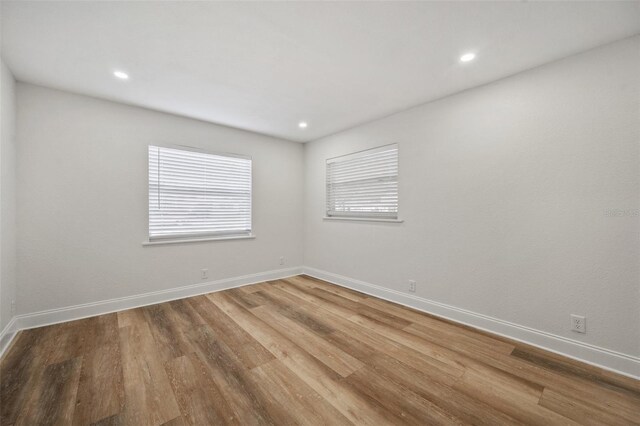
113, 70, 129, 80
298, 121, 308, 129
459, 53, 476, 63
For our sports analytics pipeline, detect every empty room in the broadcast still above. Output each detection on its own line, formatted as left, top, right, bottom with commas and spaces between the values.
0, 1, 639, 425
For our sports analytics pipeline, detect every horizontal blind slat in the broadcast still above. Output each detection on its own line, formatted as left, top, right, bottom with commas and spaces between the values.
326, 144, 398, 219
149, 145, 252, 238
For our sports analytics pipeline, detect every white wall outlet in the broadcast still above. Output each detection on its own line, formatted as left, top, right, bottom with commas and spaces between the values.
10, 300, 16, 314
201, 269, 209, 280
279, 256, 285, 266
408, 280, 416, 293
571, 314, 586, 333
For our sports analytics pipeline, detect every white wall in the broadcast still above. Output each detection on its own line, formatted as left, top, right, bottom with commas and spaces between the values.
8, 35, 640, 375
16, 84, 304, 315
0, 59, 17, 334
304, 37, 640, 358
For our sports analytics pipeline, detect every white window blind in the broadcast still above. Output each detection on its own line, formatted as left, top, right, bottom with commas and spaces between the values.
326, 144, 398, 219
148, 145, 252, 240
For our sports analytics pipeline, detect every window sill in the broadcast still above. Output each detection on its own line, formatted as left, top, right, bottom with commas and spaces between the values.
323, 217, 404, 223
142, 234, 255, 246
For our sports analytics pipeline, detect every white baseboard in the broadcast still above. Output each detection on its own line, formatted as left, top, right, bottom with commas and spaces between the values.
302, 266, 640, 380
0, 266, 303, 358
0, 317, 19, 358
4, 265, 639, 379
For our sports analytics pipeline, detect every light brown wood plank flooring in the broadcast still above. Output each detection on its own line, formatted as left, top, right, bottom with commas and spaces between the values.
1, 275, 639, 425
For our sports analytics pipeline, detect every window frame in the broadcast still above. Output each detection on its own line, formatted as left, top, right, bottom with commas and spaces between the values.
325, 144, 401, 222
145, 144, 253, 244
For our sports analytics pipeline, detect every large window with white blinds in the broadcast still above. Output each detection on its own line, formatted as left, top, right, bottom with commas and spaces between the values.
148, 145, 252, 240
326, 144, 398, 219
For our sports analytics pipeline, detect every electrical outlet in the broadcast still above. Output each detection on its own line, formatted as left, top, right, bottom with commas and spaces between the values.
10, 300, 15, 314
408, 280, 416, 293
279, 256, 285, 266
201, 269, 209, 280
571, 314, 586, 333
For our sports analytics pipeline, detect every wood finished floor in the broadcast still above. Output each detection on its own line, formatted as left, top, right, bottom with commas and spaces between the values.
1, 275, 639, 426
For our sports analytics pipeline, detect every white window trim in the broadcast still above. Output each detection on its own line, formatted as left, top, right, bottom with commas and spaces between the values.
323, 216, 403, 223
147, 144, 253, 243
142, 233, 255, 246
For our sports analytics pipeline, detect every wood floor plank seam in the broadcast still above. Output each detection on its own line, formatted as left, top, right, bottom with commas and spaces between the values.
209, 292, 399, 425
1, 275, 639, 425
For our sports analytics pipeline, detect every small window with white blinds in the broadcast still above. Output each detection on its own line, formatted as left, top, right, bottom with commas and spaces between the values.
148, 145, 252, 240
326, 144, 398, 219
